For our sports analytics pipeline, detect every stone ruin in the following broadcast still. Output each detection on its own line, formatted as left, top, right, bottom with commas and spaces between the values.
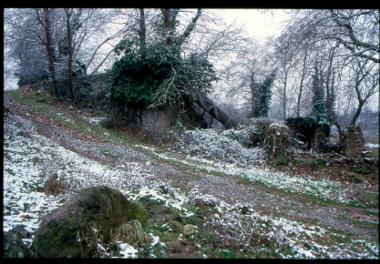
342, 126, 365, 158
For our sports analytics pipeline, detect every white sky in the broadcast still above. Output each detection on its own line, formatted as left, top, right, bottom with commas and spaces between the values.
211, 9, 291, 44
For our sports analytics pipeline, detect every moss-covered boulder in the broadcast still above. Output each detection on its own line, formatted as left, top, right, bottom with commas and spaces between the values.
31, 186, 148, 257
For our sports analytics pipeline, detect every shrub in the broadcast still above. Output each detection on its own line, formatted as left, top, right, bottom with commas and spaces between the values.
108, 40, 217, 123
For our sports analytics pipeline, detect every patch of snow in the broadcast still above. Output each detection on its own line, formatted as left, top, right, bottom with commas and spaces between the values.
82, 116, 107, 125
139, 143, 369, 206
176, 129, 266, 166
116, 242, 138, 258
365, 143, 379, 150
149, 232, 160, 247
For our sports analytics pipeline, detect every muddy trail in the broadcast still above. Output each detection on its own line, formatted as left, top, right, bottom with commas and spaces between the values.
3, 91, 379, 258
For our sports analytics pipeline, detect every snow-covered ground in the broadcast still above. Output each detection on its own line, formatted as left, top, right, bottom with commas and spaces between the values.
137, 144, 375, 206
3, 113, 379, 258
3, 114, 180, 257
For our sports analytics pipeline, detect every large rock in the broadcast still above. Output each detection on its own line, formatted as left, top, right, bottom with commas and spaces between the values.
31, 186, 148, 257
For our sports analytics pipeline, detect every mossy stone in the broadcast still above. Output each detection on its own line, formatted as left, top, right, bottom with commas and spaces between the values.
32, 186, 148, 257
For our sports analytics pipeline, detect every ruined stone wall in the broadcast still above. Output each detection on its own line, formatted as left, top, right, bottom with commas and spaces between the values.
22, 73, 110, 111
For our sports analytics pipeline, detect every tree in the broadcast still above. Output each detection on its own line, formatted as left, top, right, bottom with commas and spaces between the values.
311, 61, 326, 116
35, 8, 60, 100
64, 8, 75, 101
273, 9, 378, 142
109, 8, 237, 129
258, 70, 276, 117
348, 57, 379, 126
5, 8, 131, 89
138, 8, 146, 55
329, 10, 379, 63
273, 34, 296, 119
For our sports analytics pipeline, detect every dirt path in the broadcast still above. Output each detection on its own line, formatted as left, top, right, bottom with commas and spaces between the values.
4, 93, 378, 242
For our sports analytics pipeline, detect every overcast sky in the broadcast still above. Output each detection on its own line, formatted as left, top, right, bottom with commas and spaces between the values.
211, 9, 291, 44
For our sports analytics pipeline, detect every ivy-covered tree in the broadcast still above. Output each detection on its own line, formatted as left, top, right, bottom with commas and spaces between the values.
258, 70, 276, 117
108, 39, 217, 125
311, 62, 326, 117
250, 70, 276, 118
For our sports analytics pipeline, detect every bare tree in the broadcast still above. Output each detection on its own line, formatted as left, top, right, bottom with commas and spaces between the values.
64, 8, 74, 101
349, 58, 379, 126
35, 8, 60, 100
329, 9, 379, 63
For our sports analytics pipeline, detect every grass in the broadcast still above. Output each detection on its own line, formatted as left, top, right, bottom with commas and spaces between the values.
7, 89, 379, 257
9, 90, 376, 210
236, 175, 253, 185
7, 90, 143, 148
134, 193, 225, 258
275, 150, 288, 166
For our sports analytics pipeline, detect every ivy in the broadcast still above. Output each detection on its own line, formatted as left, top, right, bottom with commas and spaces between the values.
108, 40, 217, 111
286, 114, 331, 149
258, 70, 276, 117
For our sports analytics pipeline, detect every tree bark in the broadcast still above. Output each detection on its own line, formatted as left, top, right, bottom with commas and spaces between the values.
176, 9, 202, 47
282, 74, 287, 120
41, 8, 60, 101
138, 8, 146, 56
296, 51, 308, 118
65, 9, 74, 102
350, 100, 364, 127
160, 9, 178, 46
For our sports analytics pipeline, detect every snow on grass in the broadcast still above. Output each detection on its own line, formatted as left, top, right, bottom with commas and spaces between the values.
4, 113, 378, 259
3, 114, 194, 248
115, 242, 138, 258
235, 168, 355, 204
128, 185, 194, 217
85, 116, 107, 125
365, 143, 379, 150
205, 198, 378, 259
176, 129, 266, 166
134, 143, 370, 206
3, 116, 67, 233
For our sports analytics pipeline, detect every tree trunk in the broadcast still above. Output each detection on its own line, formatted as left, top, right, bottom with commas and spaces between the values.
138, 8, 146, 56
42, 9, 60, 101
282, 78, 287, 120
176, 9, 202, 47
296, 50, 308, 118
350, 100, 364, 127
296, 73, 305, 118
161, 9, 177, 46
66, 11, 74, 102
333, 121, 344, 147
250, 73, 260, 118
